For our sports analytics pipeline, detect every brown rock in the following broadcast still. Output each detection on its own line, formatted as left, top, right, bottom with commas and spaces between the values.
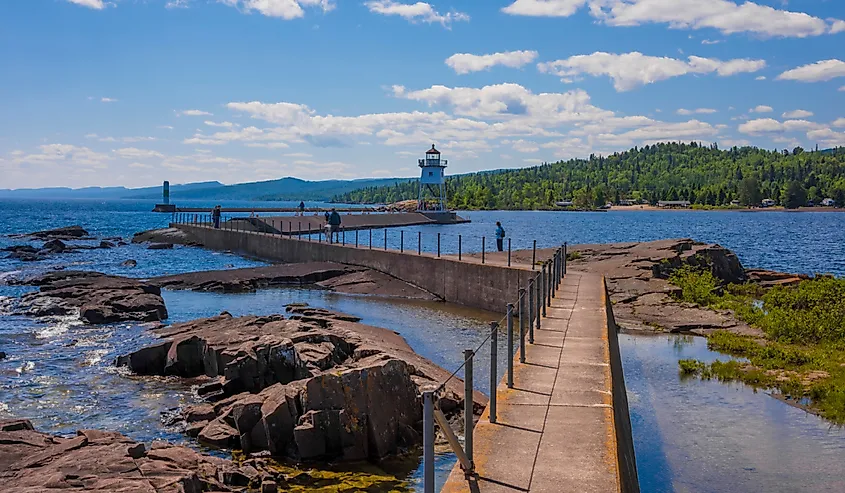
13, 225, 89, 240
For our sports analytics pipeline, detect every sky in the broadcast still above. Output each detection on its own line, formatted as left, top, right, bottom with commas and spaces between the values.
1, 0, 844, 189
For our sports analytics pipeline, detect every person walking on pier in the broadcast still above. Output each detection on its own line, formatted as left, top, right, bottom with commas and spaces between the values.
298, 201, 305, 216
495, 221, 506, 252
327, 208, 342, 243
212, 205, 221, 229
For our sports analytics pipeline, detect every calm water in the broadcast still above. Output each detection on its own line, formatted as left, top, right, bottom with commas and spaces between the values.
2, 198, 845, 491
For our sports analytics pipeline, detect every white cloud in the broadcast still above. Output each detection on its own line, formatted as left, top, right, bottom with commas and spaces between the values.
113, 148, 165, 160
220, 0, 335, 20
841, 86, 845, 92
502, 0, 587, 17
701, 39, 722, 45
833, 118, 845, 128
750, 105, 773, 113
180, 109, 213, 116
445, 51, 538, 74
166, 0, 191, 8
677, 108, 717, 115
537, 52, 765, 91
158, 125, 175, 130
100, 97, 118, 103
807, 128, 845, 148
782, 109, 813, 119
204, 120, 237, 128
738, 118, 821, 135
502, 0, 841, 38
9, 144, 110, 169
755, 76, 766, 80
67, 0, 105, 9
365, 1, 469, 27
777, 59, 845, 82
128, 162, 154, 169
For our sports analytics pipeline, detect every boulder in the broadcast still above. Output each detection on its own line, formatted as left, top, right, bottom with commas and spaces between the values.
746, 269, 809, 288
147, 243, 174, 250
0, 419, 258, 492
41, 239, 67, 253
6, 250, 44, 262
2, 245, 38, 254
12, 225, 89, 240
132, 227, 202, 246
9, 271, 167, 323
121, 259, 137, 268
99, 240, 115, 249
0, 351, 6, 360
119, 307, 485, 463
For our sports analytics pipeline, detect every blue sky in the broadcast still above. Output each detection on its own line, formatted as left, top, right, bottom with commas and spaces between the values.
1, 0, 844, 189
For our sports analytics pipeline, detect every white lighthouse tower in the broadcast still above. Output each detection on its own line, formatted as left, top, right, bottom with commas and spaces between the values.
417, 144, 448, 212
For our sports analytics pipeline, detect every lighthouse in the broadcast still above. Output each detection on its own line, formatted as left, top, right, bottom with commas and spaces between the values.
417, 144, 448, 212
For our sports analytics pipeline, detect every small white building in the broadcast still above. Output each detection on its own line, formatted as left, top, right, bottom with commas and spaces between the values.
761, 199, 776, 208
822, 198, 836, 207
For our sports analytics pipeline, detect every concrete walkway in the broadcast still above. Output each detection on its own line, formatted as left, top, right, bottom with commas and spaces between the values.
441, 272, 623, 493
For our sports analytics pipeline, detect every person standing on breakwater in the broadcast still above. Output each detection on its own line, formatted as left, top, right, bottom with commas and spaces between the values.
495, 221, 506, 252
298, 201, 305, 216
327, 208, 342, 243
212, 205, 221, 229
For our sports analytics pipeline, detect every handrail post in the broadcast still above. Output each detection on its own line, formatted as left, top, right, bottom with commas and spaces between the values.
400, 230, 404, 253
542, 263, 547, 316
532, 240, 536, 270
528, 279, 535, 344
464, 349, 474, 465
369, 228, 372, 250
563, 242, 568, 276
507, 238, 511, 267
384, 228, 388, 251
557, 249, 562, 287
355, 230, 359, 248
506, 303, 514, 388
418, 231, 421, 255
536, 274, 542, 332
423, 391, 435, 493
482, 237, 486, 264
342, 227, 346, 245
458, 234, 462, 261
518, 289, 526, 363
437, 233, 441, 258
489, 321, 498, 424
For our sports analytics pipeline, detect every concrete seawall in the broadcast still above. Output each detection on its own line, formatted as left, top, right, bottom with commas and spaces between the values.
175, 224, 535, 313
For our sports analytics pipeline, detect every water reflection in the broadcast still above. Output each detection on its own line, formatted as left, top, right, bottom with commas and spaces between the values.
621, 332, 845, 493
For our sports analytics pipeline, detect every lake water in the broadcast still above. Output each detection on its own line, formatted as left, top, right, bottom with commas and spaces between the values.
2, 198, 845, 491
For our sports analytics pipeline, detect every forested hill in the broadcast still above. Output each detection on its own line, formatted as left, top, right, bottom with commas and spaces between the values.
333, 143, 845, 210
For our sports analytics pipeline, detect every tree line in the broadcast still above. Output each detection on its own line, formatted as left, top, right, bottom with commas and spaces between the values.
333, 142, 845, 210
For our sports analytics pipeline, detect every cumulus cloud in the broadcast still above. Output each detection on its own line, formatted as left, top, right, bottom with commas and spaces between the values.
738, 118, 821, 135
756, 76, 766, 80
677, 108, 717, 115
750, 105, 773, 113
100, 97, 118, 103
365, 1, 469, 27
777, 59, 845, 82
782, 109, 813, 119
537, 51, 765, 91
502, 0, 587, 17
833, 118, 845, 128
501, 0, 842, 38
445, 51, 538, 74
204, 120, 238, 128
219, 0, 335, 20
113, 148, 165, 159
180, 109, 213, 116
67, 0, 105, 9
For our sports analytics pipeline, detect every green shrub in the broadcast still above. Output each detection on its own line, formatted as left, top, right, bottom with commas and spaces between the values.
759, 277, 845, 344
668, 265, 719, 305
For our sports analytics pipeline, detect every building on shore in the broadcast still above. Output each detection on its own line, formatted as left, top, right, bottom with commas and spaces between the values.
657, 200, 691, 209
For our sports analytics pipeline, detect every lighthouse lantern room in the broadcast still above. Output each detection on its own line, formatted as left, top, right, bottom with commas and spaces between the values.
417, 144, 448, 212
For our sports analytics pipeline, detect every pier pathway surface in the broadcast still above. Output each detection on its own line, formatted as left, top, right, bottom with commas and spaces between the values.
442, 271, 623, 493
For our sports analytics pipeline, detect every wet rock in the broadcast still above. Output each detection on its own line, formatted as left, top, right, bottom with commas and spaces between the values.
151, 262, 438, 300
0, 419, 258, 492
147, 242, 174, 250
11, 225, 89, 240
9, 271, 167, 323
41, 239, 68, 253
0, 351, 6, 360
132, 227, 202, 246
1, 245, 38, 254
120, 259, 137, 268
6, 250, 45, 262
98, 240, 115, 249
119, 307, 485, 463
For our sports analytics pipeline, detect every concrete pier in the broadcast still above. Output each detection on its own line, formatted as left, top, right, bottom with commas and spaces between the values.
246, 211, 469, 234
441, 273, 638, 493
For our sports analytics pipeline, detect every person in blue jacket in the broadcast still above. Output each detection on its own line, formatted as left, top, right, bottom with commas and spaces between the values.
495, 221, 506, 251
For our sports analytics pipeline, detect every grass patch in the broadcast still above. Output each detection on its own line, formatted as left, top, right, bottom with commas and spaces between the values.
566, 250, 582, 262
669, 269, 845, 424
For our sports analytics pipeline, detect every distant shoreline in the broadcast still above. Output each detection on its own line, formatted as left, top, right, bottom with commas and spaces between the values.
608, 205, 844, 213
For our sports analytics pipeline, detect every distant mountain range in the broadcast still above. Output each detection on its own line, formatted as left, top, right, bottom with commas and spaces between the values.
0, 177, 409, 202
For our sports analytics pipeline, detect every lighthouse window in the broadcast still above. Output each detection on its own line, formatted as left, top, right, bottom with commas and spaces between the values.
428, 171, 433, 176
